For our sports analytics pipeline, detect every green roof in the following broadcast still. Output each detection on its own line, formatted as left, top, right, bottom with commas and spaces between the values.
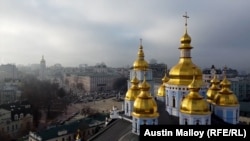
35, 113, 108, 140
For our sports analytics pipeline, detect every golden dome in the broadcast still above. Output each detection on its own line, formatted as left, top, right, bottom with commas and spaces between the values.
167, 25, 203, 86
180, 74, 210, 115
168, 58, 203, 86
132, 75, 159, 118
180, 29, 192, 49
133, 40, 149, 70
206, 75, 220, 103
157, 84, 165, 97
125, 74, 140, 101
213, 76, 239, 106
157, 72, 169, 97
162, 73, 169, 83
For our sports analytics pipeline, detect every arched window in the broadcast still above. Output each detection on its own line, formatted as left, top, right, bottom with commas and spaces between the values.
69, 136, 71, 141
134, 119, 137, 133
206, 119, 209, 125
152, 119, 156, 125
166, 95, 169, 106
236, 109, 238, 121
20, 113, 24, 119
172, 96, 175, 108
126, 103, 129, 114
184, 118, 188, 125
196, 120, 200, 125
14, 114, 18, 120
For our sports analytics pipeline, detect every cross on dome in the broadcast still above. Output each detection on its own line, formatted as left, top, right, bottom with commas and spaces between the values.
183, 12, 189, 27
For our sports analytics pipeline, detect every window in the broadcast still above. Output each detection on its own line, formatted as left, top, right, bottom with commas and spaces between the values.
69, 136, 71, 141
236, 109, 238, 121
166, 95, 169, 106
134, 119, 137, 133
14, 114, 18, 120
172, 96, 175, 108
152, 119, 156, 125
20, 113, 24, 119
126, 103, 129, 114
143, 120, 147, 125
196, 120, 200, 125
184, 119, 188, 125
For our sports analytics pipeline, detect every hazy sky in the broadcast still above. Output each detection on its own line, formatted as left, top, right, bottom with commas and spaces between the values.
0, 0, 249, 72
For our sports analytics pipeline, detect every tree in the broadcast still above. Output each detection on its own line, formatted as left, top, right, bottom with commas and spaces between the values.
57, 87, 66, 98
113, 77, 128, 91
20, 73, 69, 122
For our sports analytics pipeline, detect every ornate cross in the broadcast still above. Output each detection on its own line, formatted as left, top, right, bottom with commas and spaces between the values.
183, 12, 189, 26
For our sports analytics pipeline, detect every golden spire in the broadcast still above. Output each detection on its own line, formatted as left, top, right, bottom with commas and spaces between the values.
133, 38, 149, 70
180, 12, 192, 49
206, 74, 220, 104
132, 71, 159, 118
213, 69, 239, 106
162, 65, 169, 83
157, 66, 169, 97
75, 129, 81, 141
180, 68, 210, 115
125, 71, 140, 101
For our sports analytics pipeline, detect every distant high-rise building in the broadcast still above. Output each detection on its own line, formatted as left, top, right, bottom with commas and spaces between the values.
39, 55, 47, 81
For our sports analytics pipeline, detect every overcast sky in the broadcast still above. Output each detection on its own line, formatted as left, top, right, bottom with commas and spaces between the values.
0, 0, 249, 72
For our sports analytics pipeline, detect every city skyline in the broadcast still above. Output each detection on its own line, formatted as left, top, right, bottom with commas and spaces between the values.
0, 1, 250, 72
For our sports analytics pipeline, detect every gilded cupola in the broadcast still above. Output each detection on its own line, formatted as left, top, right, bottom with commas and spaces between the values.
157, 68, 169, 97
213, 75, 239, 107
132, 73, 159, 118
206, 74, 221, 104
133, 39, 149, 71
180, 69, 210, 115
167, 13, 203, 86
125, 72, 140, 101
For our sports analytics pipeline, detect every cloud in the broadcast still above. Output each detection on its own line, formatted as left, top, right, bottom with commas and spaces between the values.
0, 0, 249, 72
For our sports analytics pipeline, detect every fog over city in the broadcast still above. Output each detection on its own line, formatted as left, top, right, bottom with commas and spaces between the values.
0, 0, 250, 72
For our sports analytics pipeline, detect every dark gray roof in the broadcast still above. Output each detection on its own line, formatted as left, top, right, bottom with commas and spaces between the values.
34, 113, 108, 140
88, 119, 133, 141
157, 101, 179, 125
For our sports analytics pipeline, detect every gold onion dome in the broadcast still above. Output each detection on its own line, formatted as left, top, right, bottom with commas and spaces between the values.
125, 73, 140, 101
180, 71, 210, 115
213, 76, 239, 106
206, 74, 221, 103
133, 39, 149, 70
132, 74, 159, 118
167, 19, 203, 86
157, 72, 169, 97
180, 29, 192, 49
